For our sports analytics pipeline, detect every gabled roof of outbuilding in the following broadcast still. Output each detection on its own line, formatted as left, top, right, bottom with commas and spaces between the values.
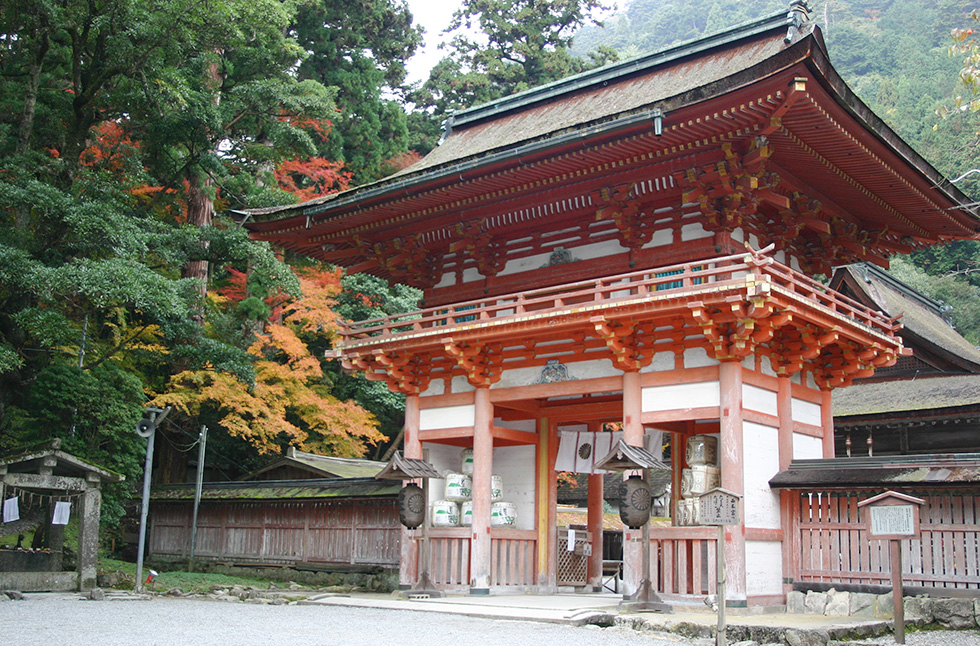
0, 439, 123, 483
830, 263, 980, 374
240, 447, 386, 480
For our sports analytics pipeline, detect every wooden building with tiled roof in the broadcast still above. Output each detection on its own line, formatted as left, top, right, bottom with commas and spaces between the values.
242, 2, 979, 606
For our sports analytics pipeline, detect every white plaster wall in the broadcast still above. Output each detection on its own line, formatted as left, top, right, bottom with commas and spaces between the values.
640, 351, 675, 373
452, 376, 475, 393
497, 239, 626, 277
731, 228, 745, 244
421, 379, 446, 397
493, 357, 618, 389
791, 398, 822, 426
642, 381, 720, 412
420, 405, 475, 430
793, 433, 823, 460
742, 384, 777, 416
424, 443, 467, 502
434, 272, 454, 289
758, 355, 777, 377
790, 254, 802, 272
684, 347, 719, 368
493, 445, 536, 530
494, 418, 536, 432
642, 228, 673, 248
681, 221, 713, 241
742, 422, 780, 530
746, 540, 784, 596
749, 233, 760, 249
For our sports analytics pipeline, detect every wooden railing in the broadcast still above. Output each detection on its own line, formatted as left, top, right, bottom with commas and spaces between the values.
334, 247, 899, 347
649, 526, 718, 596
796, 491, 980, 590
425, 528, 537, 588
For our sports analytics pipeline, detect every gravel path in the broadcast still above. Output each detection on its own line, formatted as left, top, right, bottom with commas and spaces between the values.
4, 593, 980, 646
0, 593, 704, 646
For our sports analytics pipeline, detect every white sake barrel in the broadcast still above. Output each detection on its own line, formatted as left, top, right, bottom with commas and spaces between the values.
460, 500, 473, 526
444, 472, 472, 501
491, 474, 503, 501
490, 501, 517, 527
431, 500, 459, 527
686, 434, 718, 466
461, 448, 474, 475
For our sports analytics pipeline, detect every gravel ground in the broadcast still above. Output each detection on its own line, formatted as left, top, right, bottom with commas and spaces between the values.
0, 593, 704, 646
3, 593, 980, 646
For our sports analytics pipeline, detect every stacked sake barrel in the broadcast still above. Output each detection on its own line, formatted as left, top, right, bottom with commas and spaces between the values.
676, 435, 720, 526
432, 449, 515, 527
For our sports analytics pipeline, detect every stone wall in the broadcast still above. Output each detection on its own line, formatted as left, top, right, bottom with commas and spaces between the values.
787, 589, 980, 629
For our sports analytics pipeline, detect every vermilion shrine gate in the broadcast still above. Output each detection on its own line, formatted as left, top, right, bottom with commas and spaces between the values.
244, 3, 979, 607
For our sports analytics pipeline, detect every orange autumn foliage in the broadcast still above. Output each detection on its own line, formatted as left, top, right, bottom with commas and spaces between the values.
275, 157, 352, 202
152, 264, 380, 456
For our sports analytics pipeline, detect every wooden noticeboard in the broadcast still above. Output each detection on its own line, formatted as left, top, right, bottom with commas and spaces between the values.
698, 488, 741, 526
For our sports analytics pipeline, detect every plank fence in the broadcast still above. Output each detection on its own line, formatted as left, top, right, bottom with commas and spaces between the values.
796, 490, 980, 591
149, 499, 401, 567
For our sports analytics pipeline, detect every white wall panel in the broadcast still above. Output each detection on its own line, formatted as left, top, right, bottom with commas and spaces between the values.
742, 384, 778, 416
746, 540, 784, 595
742, 422, 780, 529
642, 381, 720, 412
793, 433, 823, 460
494, 445, 536, 530
792, 398, 822, 426
420, 405, 475, 430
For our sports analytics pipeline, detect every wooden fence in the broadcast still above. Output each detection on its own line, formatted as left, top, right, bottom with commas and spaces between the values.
149, 499, 400, 567
795, 491, 980, 591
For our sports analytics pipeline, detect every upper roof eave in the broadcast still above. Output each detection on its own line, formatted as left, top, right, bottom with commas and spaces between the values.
242, 3, 978, 239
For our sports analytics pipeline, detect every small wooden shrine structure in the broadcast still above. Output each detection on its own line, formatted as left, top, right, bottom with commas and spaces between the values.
0, 440, 122, 592
244, 2, 979, 606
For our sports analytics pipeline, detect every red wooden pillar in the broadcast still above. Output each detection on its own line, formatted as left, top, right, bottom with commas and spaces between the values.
821, 389, 835, 458
777, 376, 795, 596
400, 393, 421, 588
719, 360, 746, 603
470, 386, 493, 594
588, 473, 605, 587
622, 369, 643, 594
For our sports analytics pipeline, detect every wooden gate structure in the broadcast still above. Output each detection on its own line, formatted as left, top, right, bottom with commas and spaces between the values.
243, 3, 979, 605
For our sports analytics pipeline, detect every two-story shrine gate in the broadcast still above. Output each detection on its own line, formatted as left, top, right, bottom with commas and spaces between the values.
244, 3, 979, 607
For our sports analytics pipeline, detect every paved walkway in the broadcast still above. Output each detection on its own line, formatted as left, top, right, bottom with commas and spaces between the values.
302, 590, 894, 640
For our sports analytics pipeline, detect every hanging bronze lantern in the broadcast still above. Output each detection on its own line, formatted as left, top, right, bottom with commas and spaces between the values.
397, 482, 426, 529
619, 475, 652, 529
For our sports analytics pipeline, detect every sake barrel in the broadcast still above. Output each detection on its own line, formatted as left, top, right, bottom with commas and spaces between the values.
491, 474, 503, 501
490, 501, 517, 527
431, 500, 459, 527
460, 500, 473, 526
460, 448, 474, 475
686, 434, 718, 466
445, 472, 471, 501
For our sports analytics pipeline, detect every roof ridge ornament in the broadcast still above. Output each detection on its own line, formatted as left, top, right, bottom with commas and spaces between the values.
785, 0, 812, 44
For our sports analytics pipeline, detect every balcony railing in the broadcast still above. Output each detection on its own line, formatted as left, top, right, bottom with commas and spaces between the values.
334, 246, 900, 349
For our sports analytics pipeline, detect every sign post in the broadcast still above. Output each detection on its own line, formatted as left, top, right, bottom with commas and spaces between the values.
698, 488, 741, 646
857, 491, 924, 645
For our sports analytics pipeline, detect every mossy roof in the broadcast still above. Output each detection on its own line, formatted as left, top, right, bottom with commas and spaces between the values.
833, 374, 980, 417
151, 477, 399, 501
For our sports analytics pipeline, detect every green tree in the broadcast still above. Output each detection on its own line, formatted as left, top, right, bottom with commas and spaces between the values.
410, 0, 618, 142
294, 0, 422, 182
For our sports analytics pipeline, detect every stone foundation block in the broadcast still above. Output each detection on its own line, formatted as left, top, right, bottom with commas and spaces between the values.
932, 598, 975, 629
